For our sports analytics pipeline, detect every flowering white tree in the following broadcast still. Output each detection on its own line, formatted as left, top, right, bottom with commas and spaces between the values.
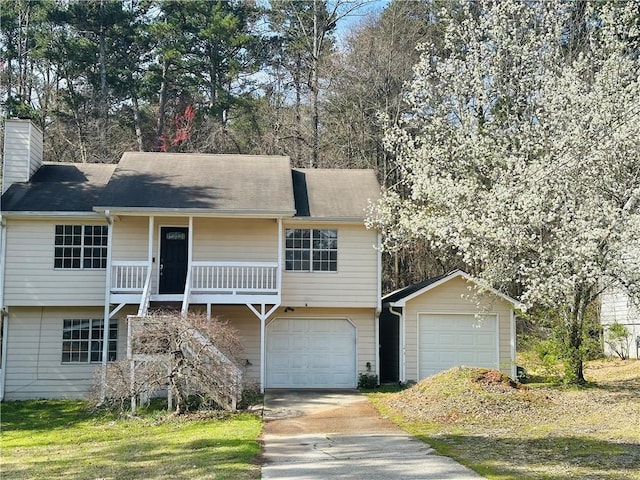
370, 0, 640, 384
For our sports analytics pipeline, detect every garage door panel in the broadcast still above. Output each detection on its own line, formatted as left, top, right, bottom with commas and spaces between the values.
270, 354, 291, 369
292, 336, 309, 351
269, 335, 289, 348
310, 354, 331, 368
310, 336, 331, 350
419, 314, 498, 379
267, 318, 356, 388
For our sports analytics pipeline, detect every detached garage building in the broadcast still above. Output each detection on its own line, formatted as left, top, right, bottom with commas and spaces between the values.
380, 270, 523, 384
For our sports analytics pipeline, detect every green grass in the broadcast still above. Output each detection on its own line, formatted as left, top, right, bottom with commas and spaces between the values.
0, 400, 262, 480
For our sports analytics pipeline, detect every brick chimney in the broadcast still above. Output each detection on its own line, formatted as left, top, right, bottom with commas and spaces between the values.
2, 119, 43, 194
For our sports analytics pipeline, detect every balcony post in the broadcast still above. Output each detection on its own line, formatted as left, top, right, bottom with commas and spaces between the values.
277, 218, 283, 293
147, 216, 154, 277
100, 211, 114, 403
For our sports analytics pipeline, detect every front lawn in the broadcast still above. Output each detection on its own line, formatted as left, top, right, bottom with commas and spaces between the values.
369, 359, 640, 480
0, 401, 262, 480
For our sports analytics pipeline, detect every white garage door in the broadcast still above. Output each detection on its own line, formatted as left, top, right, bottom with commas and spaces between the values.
418, 313, 498, 379
266, 318, 356, 388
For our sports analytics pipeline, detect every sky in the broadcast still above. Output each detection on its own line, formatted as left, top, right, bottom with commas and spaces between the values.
335, 0, 390, 45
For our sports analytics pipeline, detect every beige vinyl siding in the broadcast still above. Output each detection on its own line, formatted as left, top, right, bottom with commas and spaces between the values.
281, 223, 378, 308
209, 305, 377, 385
2, 119, 43, 194
4, 307, 127, 400
403, 276, 513, 380
111, 216, 149, 260
209, 305, 263, 384
193, 218, 277, 262
111, 216, 278, 264
4, 219, 107, 306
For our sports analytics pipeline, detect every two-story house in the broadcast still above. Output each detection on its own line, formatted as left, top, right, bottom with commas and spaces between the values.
0, 119, 382, 400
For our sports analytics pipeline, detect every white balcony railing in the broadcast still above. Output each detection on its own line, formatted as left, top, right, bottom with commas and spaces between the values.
190, 261, 279, 294
111, 261, 148, 292
110, 261, 279, 297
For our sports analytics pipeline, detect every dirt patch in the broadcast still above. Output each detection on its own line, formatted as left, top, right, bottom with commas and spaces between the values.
263, 397, 401, 436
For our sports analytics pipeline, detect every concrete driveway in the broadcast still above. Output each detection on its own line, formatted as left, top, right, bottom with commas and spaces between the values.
261, 389, 484, 479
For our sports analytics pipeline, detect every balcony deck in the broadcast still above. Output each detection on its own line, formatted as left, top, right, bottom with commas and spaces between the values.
110, 260, 280, 305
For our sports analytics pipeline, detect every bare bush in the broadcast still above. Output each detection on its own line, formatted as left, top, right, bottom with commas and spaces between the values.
91, 311, 245, 414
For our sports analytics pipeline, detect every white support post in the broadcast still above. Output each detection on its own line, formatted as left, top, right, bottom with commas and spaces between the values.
100, 211, 114, 403
376, 232, 382, 313
277, 218, 283, 297
181, 216, 193, 316
260, 314, 266, 393
375, 311, 380, 385
0, 313, 8, 402
148, 216, 154, 283
0, 215, 7, 401
127, 315, 136, 414
510, 309, 517, 379
246, 303, 279, 393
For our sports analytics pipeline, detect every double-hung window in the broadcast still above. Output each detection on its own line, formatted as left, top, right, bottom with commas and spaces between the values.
285, 228, 337, 272
54, 225, 108, 269
62, 319, 117, 363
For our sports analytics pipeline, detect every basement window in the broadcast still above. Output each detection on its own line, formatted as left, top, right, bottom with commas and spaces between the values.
54, 225, 107, 269
61, 319, 117, 364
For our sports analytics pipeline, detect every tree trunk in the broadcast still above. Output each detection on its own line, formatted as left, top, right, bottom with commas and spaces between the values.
170, 349, 188, 414
98, 0, 108, 160
156, 59, 169, 148
294, 56, 302, 166
563, 289, 591, 385
131, 92, 144, 151
310, 0, 319, 168
564, 313, 586, 385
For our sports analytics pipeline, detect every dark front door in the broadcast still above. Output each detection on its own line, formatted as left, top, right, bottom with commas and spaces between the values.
159, 227, 188, 294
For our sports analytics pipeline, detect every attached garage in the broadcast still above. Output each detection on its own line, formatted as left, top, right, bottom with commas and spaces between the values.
381, 270, 523, 383
266, 318, 356, 388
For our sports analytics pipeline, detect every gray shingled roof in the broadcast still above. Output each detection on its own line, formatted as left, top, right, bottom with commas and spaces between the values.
1, 153, 382, 218
1, 163, 117, 212
95, 153, 296, 214
382, 272, 451, 304
292, 168, 380, 219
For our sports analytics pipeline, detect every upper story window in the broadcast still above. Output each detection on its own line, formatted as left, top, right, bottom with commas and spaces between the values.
285, 228, 337, 272
54, 225, 107, 269
62, 318, 117, 364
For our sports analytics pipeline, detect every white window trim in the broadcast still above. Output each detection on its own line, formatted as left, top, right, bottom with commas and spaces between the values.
284, 228, 338, 273
61, 318, 117, 364
54, 224, 108, 270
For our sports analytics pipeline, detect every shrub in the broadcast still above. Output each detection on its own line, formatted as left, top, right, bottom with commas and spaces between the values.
605, 322, 631, 360
358, 373, 378, 389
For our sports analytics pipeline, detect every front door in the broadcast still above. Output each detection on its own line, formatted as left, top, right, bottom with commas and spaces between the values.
159, 227, 188, 294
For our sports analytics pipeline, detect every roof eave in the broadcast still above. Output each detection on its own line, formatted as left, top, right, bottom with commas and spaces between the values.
92, 206, 297, 218
288, 216, 369, 223
1, 211, 104, 219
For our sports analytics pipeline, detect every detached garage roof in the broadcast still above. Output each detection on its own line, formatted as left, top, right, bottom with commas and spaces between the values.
383, 270, 525, 310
